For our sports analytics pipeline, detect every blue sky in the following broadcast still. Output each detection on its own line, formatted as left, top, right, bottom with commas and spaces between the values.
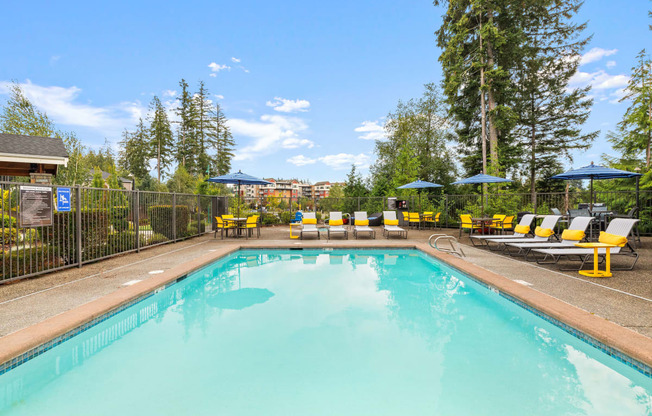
1, 0, 650, 182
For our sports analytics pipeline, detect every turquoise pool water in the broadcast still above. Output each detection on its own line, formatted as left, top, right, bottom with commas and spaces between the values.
0, 249, 651, 415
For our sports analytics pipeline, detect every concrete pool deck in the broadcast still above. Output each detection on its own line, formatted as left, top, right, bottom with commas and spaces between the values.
0, 226, 650, 371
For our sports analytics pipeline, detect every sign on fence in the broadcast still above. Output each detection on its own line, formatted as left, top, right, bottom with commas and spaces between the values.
56, 187, 71, 212
19, 186, 53, 227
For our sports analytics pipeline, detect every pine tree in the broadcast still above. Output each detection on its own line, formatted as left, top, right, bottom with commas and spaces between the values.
0, 83, 57, 136
614, 50, 652, 168
513, 0, 598, 209
435, 0, 522, 178
208, 103, 235, 175
193, 81, 213, 175
148, 96, 174, 183
175, 79, 199, 173
118, 119, 151, 183
55, 132, 89, 186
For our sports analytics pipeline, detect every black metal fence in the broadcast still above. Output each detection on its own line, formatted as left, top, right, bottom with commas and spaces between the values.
233, 189, 652, 234
1, 181, 223, 283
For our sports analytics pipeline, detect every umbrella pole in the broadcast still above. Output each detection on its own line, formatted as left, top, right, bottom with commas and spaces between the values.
589, 177, 593, 211
636, 176, 640, 218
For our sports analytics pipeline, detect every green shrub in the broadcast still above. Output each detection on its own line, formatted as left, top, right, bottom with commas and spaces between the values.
261, 213, 279, 225
145, 232, 169, 246
46, 209, 110, 264
0, 228, 19, 246
147, 205, 189, 239
109, 206, 129, 231
0, 246, 62, 280
279, 211, 294, 224
107, 231, 138, 254
1, 214, 16, 228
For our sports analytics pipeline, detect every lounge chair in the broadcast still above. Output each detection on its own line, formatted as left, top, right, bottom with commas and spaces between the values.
483, 215, 562, 250
382, 211, 408, 239
353, 211, 376, 239
504, 216, 593, 259
532, 218, 640, 271
327, 212, 348, 240
300, 212, 320, 240
469, 214, 536, 246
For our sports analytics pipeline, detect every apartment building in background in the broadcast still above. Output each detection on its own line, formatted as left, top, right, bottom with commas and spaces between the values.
238, 179, 339, 200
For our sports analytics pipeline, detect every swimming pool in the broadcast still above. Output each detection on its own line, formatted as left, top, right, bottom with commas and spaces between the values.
0, 249, 650, 415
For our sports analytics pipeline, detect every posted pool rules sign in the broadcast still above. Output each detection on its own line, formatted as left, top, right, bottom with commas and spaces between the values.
19, 186, 53, 227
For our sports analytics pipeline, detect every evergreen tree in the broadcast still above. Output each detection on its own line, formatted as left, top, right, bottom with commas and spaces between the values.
208, 103, 235, 175
613, 50, 652, 168
512, 0, 597, 209
85, 139, 116, 173
55, 132, 89, 186
435, 0, 522, 178
118, 119, 150, 183
193, 81, 213, 175
0, 82, 57, 136
175, 79, 199, 173
148, 96, 174, 183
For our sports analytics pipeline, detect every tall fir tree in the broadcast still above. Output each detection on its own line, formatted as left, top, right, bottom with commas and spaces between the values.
175, 79, 199, 173
149, 96, 174, 183
193, 81, 213, 175
208, 103, 235, 175
118, 118, 150, 183
513, 0, 597, 209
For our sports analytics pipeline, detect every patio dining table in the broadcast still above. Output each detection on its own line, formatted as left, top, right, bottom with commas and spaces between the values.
223, 218, 248, 237
471, 217, 495, 235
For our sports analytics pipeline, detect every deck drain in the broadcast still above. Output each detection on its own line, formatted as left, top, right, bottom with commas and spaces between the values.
149, 270, 165, 275
123, 280, 142, 286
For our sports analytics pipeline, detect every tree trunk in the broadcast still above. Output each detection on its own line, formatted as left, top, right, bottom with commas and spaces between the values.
531, 123, 537, 213
486, 9, 500, 176
480, 17, 488, 196
157, 140, 161, 183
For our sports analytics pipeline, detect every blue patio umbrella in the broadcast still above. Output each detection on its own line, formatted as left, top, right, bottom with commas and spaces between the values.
207, 170, 272, 218
397, 180, 443, 211
451, 173, 513, 215
550, 162, 642, 210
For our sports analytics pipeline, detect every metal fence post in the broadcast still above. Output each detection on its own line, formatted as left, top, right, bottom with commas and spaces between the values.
444, 195, 449, 228
135, 190, 140, 252
357, 196, 360, 211
197, 195, 201, 236
76, 186, 82, 268
172, 193, 177, 241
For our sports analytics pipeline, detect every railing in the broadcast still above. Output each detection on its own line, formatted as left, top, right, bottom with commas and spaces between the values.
1, 181, 225, 283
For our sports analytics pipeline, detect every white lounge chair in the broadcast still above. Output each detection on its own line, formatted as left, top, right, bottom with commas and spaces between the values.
484, 215, 562, 250
353, 211, 375, 239
382, 211, 407, 239
327, 212, 348, 240
504, 216, 593, 260
469, 214, 536, 247
532, 218, 640, 271
300, 212, 320, 240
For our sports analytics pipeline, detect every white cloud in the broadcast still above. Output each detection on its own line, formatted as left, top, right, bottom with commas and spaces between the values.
568, 69, 630, 104
580, 47, 618, 66
229, 114, 311, 161
354, 120, 386, 141
0, 80, 144, 137
231, 57, 241, 63
287, 155, 317, 166
282, 138, 314, 149
209, 73, 217, 78
318, 153, 371, 170
215, 94, 224, 99
266, 97, 310, 113
208, 62, 231, 74
606, 60, 617, 68
163, 89, 176, 97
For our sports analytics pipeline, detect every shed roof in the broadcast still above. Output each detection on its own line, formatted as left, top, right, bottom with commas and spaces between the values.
0, 133, 69, 160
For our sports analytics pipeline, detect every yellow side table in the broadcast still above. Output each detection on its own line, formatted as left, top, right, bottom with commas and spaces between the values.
574, 242, 617, 278
289, 223, 300, 239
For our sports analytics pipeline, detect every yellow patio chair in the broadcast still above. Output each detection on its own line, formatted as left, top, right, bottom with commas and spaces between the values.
240, 215, 260, 239
408, 212, 421, 229
489, 214, 507, 234
214, 216, 236, 239
423, 212, 441, 229
401, 211, 409, 226
459, 214, 481, 237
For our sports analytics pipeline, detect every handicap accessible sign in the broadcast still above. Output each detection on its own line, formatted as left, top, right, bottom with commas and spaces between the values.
57, 187, 71, 212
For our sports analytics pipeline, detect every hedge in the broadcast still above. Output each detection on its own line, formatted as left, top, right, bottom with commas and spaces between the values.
147, 205, 189, 240
109, 206, 130, 231
0, 246, 62, 281
261, 213, 280, 225
1, 214, 16, 228
45, 209, 110, 264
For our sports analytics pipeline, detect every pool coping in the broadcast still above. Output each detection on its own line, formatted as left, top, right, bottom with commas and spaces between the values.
0, 241, 650, 378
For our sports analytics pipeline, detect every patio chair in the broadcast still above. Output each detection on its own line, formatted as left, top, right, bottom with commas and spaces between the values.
300, 212, 320, 240
459, 214, 482, 238
327, 212, 348, 240
353, 211, 376, 239
490, 215, 514, 234
532, 218, 640, 271
382, 211, 408, 239
214, 216, 236, 239
423, 212, 441, 229
504, 216, 593, 259
483, 215, 562, 250
401, 211, 409, 226
488, 214, 506, 234
551, 208, 569, 231
240, 215, 260, 239
469, 214, 536, 246
290, 212, 303, 224
408, 212, 421, 229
